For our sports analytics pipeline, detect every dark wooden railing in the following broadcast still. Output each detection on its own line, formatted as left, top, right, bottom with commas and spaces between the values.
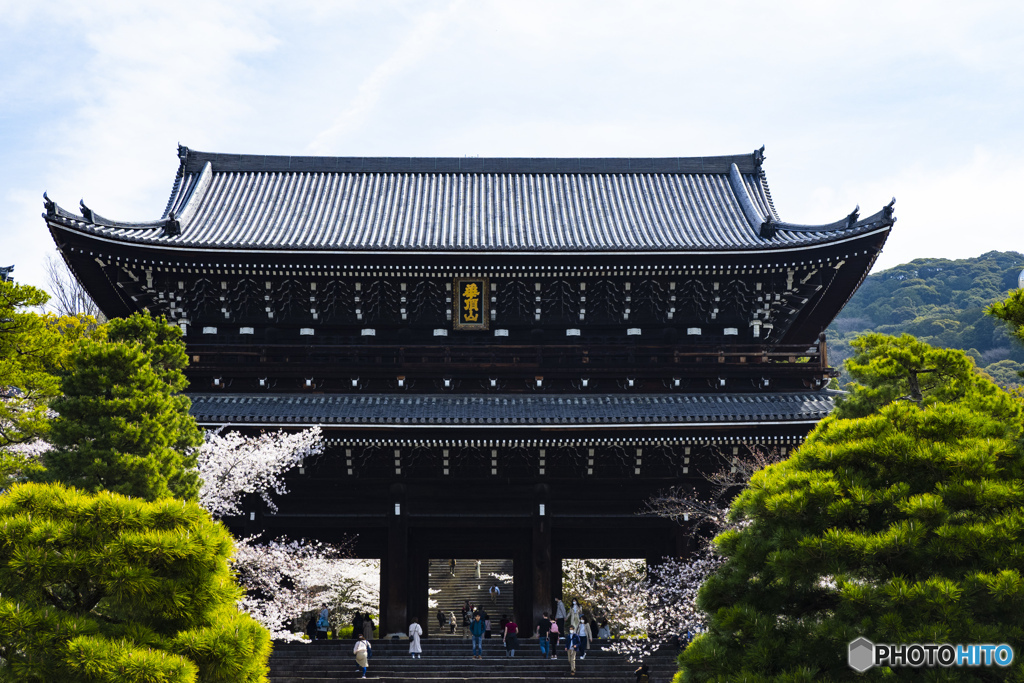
185, 338, 835, 389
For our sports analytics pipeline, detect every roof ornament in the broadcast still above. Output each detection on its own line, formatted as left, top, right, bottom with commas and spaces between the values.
176, 144, 189, 178
79, 199, 94, 223
845, 205, 860, 229
754, 145, 766, 171
883, 197, 896, 222
759, 216, 777, 238
162, 210, 181, 237
42, 192, 55, 216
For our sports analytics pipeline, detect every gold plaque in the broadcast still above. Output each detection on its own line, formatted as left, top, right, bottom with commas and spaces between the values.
453, 277, 489, 331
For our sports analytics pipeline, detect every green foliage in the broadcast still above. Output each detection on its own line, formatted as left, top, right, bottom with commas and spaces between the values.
835, 333, 1021, 424
988, 288, 1024, 349
827, 251, 1024, 389
44, 313, 202, 501
0, 280, 101, 483
680, 341, 1024, 681
0, 482, 270, 682
0, 281, 54, 444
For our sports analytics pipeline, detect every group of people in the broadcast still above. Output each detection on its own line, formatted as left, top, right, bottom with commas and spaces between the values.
346, 599, 648, 680
532, 598, 611, 675
351, 612, 376, 641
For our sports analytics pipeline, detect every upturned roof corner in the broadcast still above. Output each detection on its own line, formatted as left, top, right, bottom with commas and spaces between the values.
43, 144, 894, 254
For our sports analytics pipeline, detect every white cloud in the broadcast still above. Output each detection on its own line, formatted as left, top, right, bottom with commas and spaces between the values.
3, 1, 1024, 290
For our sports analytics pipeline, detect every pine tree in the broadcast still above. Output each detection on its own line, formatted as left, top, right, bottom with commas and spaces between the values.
836, 332, 1019, 421
988, 289, 1024, 371
45, 312, 201, 501
0, 482, 270, 682
0, 279, 100, 483
679, 341, 1024, 681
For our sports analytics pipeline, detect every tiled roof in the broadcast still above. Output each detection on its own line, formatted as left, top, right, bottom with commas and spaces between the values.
188, 392, 837, 427
44, 146, 894, 254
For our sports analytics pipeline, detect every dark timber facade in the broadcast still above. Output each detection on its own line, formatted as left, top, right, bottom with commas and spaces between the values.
46, 146, 894, 635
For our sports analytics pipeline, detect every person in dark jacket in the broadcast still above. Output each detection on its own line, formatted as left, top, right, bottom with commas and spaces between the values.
469, 613, 487, 658
535, 612, 551, 658
305, 615, 317, 641
564, 626, 581, 675
353, 613, 364, 638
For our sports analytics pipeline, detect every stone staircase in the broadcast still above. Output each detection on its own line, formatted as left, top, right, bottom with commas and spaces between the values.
428, 559, 515, 636
268, 638, 680, 682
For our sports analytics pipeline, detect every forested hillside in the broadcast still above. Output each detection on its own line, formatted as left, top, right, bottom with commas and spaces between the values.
827, 250, 1024, 388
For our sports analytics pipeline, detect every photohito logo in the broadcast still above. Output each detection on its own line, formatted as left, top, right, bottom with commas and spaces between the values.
848, 638, 1014, 671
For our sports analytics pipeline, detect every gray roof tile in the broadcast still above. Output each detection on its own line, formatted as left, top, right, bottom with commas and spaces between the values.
188, 392, 837, 427
45, 148, 893, 253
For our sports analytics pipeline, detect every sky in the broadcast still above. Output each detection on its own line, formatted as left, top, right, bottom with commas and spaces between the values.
2, 0, 1022, 293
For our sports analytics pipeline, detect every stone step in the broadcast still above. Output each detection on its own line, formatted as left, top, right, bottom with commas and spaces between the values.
269, 639, 679, 682
271, 678, 657, 683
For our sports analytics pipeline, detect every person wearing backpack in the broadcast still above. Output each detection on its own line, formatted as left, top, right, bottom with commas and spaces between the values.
547, 618, 560, 659
353, 634, 372, 678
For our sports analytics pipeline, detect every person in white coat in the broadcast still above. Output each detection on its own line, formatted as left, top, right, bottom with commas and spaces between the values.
408, 617, 423, 658
353, 634, 371, 678
569, 599, 582, 631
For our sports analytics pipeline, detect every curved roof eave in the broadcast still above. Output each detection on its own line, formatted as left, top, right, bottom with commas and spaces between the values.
42, 145, 895, 255
45, 215, 892, 259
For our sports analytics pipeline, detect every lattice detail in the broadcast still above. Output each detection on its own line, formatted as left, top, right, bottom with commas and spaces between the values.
318, 280, 353, 322
275, 279, 309, 320
497, 279, 534, 324
632, 279, 669, 323
675, 279, 714, 323
542, 279, 577, 323
362, 280, 400, 323
586, 279, 623, 323
407, 279, 445, 324
186, 278, 221, 317
229, 279, 266, 319
718, 279, 756, 320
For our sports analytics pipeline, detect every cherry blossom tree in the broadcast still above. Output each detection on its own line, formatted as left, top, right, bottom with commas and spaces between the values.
592, 446, 782, 661
601, 552, 723, 662
561, 558, 645, 627
643, 445, 784, 536
233, 535, 378, 641
198, 425, 324, 517
199, 425, 380, 641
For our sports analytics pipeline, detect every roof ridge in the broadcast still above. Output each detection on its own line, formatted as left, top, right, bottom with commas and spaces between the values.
178, 146, 765, 176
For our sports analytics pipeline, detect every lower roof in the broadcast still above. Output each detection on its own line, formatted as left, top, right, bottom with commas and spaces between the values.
188, 392, 837, 428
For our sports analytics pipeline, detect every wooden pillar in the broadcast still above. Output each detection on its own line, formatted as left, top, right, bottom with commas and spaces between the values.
408, 545, 430, 638
383, 486, 408, 635
531, 485, 551, 627
552, 550, 563, 602
513, 544, 533, 631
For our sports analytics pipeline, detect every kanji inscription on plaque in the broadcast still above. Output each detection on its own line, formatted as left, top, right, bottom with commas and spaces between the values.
454, 277, 489, 331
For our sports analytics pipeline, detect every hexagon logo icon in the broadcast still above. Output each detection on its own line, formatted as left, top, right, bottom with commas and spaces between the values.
848, 637, 875, 672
